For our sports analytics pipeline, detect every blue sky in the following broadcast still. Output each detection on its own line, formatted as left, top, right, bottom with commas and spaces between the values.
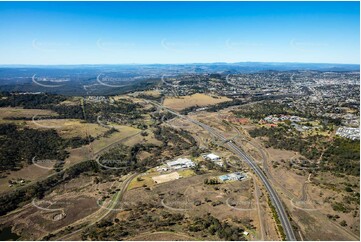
0, 1, 359, 65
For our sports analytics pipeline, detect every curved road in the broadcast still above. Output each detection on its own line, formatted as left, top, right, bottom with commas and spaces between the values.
147, 100, 297, 241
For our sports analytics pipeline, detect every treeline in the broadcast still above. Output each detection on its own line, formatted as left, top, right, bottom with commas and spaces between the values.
207, 99, 245, 112
0, 123, 95, 172
0, 92, 66, 108
0, 160, 99, 215
0, 123, 68, 171
180, 99, 246, 115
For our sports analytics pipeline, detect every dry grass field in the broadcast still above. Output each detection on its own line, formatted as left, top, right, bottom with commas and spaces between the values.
0, 175, 100, 240
0, 107, 58, 123
152, 172, 180, 184
26, 119, 109, 139
163, 93, 231, 111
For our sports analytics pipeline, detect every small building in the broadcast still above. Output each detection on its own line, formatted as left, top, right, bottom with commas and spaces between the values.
205, 153, 220, 161
219, 172, 245, 182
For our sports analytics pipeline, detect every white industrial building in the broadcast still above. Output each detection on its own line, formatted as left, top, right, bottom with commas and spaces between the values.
166, 158, 195, 170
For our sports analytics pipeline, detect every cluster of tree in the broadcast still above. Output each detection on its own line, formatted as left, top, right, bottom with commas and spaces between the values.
0, 93, 66, 108
321, 137, 359, 176
64, 135, 95, 149
98, 143, 161, 176
153, 126, 197, 156
136, 93, 163, 102
151, 111, 175, 124
204, 178, 221, 185
0, 160, 99, 215
207, 99, 246, 112
249, 126, 320, 159
232, 101, 290, 120
188, 214, 245, 241
0, 123, 68, 171
180, 99, 246, 115
250, 126, 359, 176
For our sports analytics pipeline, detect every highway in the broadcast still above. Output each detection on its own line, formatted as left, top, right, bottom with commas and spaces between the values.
147, 100, 297, 241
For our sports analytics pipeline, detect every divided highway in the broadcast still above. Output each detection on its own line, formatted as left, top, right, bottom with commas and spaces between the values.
147, 100, 297, 241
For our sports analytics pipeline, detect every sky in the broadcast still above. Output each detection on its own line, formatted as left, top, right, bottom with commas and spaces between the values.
0, 1, 359, 65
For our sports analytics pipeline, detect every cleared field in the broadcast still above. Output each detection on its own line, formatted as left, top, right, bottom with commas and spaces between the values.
138, 90, 161, 97
0, 107, 57, 120
89, 125, 140, 154
152, 172, 180, 184
177, 169, 196, 178
0, 163, 53, 193
26, 119, 109, 139
163, 93, 231, 111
